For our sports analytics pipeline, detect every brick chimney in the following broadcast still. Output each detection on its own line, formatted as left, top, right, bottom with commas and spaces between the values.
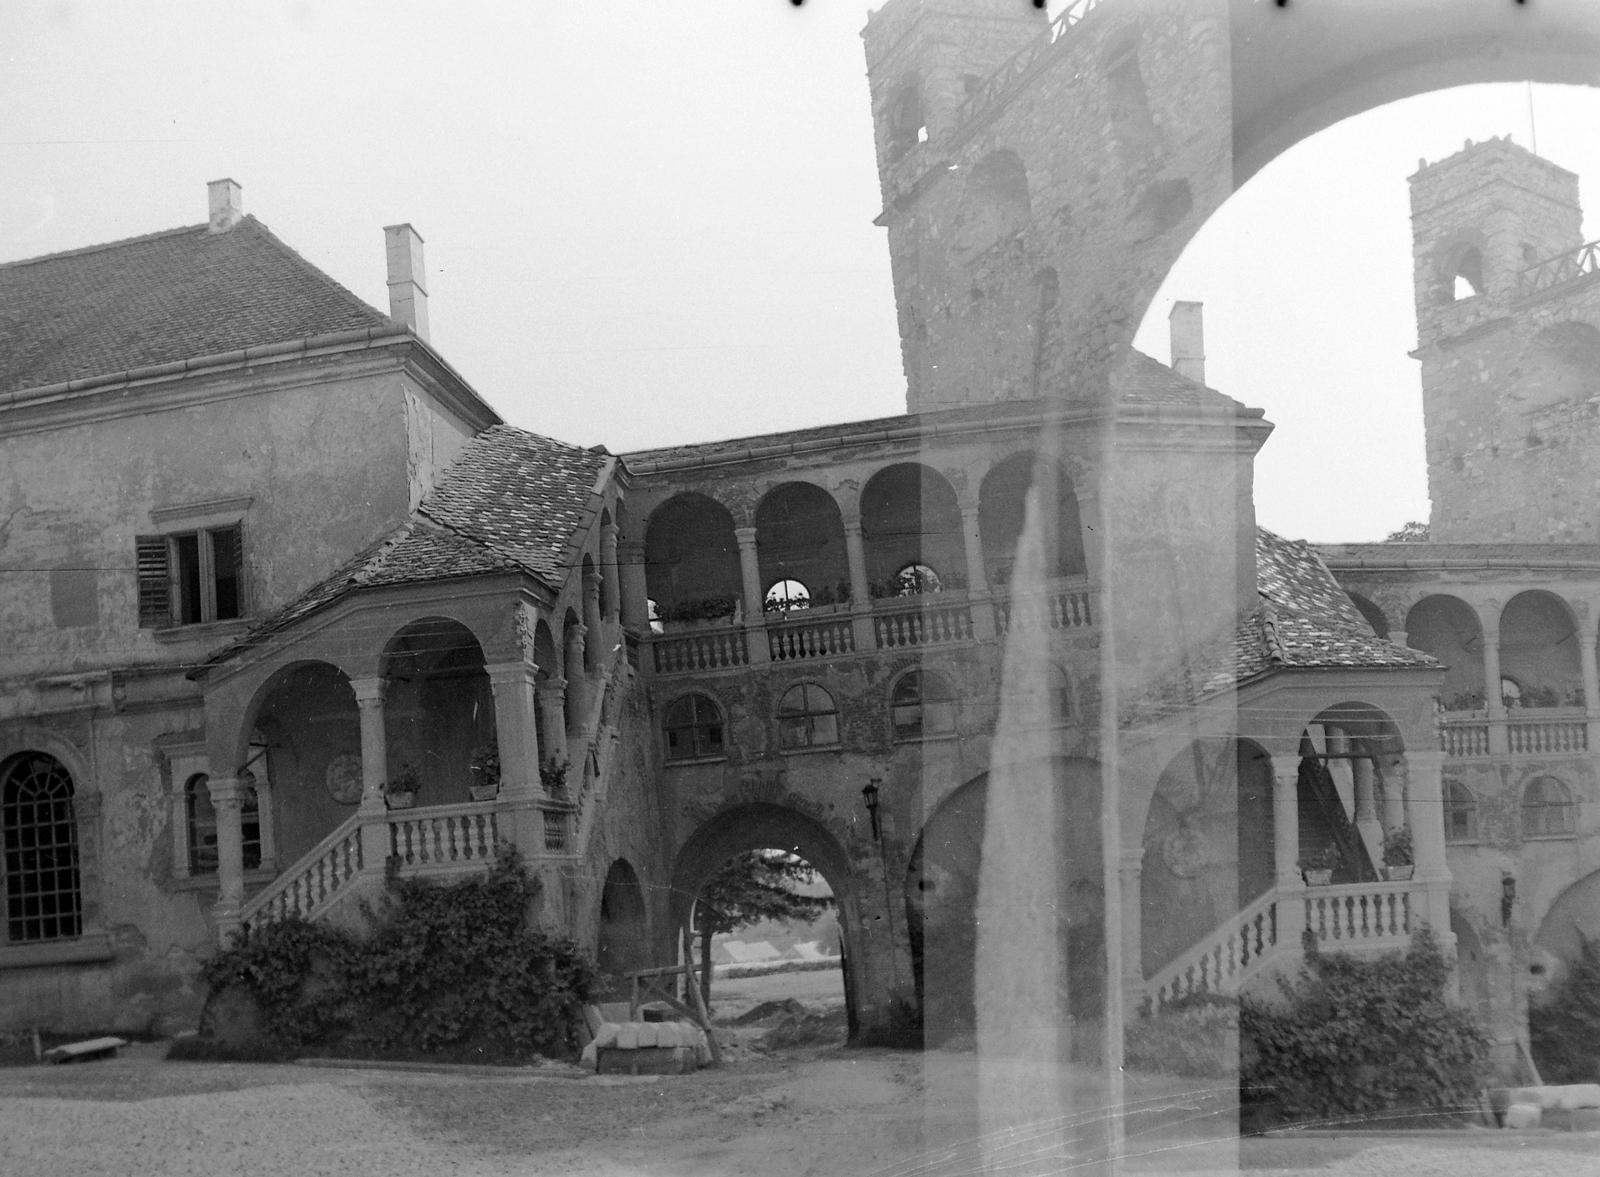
1169, 300, 1205, 386
383, 223, 430, 343
207, 179, 243, 233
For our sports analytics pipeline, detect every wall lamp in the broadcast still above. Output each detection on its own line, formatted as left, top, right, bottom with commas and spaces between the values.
1502, 873, 1517, 926
862, 779, 882, 841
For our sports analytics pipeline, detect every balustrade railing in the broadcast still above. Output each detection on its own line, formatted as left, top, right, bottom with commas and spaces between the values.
1518, 239, 1600, 298
1440, 708, 1589, 758
1304, 881, 1411, 949
1508, 710, 1589, 755
995, 585, 1094, 635
651, 626, 747, 674
388, 803, 501, 870
768, 611, 855, 661
1146, 890, 1278, 1011
1440, 715, 1490, 758
873, 598, 974, 648
240, 815, 363, 933
956, 0, 1101, 130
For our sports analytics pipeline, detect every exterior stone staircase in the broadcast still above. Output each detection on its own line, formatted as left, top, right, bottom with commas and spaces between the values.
237, 639, 637, 938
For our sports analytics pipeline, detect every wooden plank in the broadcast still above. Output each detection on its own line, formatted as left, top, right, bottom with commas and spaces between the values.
43, 1036, 126, 1064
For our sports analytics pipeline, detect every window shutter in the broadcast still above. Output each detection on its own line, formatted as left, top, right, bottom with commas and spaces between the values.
135, 535, 170, 627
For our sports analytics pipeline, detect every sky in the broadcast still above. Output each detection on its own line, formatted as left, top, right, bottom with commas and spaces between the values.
5, 1, 1600, 543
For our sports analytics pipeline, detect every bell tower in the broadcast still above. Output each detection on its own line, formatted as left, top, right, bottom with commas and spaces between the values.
1408, 136, 1600, 542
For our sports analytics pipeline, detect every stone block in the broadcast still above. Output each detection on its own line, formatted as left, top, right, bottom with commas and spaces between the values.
1571, 1108, 1600, 1132
634, 1022, 658, 1048
1504, 1103, 1542, 1130
616, 1023, 639, 1050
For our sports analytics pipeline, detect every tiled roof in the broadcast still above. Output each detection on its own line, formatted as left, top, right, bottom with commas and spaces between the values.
419, 425, 610, 585
1121, 528, 1438, 726
0, 217, 390, 394
201, 425, 609, 670
1112, 350, 1251, 413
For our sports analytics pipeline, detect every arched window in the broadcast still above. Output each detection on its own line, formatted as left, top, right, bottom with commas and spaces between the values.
2, 753, 82, 943
891, 671, 956, 740
894, 564, 942, 597
185, 774, 262, 874
765, 579, 811, 613
1522, 776, 1577, 838
664, 694, 725, 762
777, 684, 839, 749
1444, 780, 1478, 843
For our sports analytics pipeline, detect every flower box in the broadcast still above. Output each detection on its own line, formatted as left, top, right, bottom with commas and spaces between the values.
1303, 868, 1334, 887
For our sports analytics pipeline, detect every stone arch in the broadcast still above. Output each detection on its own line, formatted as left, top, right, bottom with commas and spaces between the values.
669, 802, 863, 1027
597, 858, 651, 987
1534, 867, 1600, 990
978, 449, 1087, 587
754, 481, 850, 610
1406, 594, 1485, 710
238, 659, 360, 867
380, 617, 493, 807
859, 462, 968, 592
905, 757, 1103, 1046
643, 492, 742, 624
1138, 736, 1272, 980
1500, 590, 1584, 709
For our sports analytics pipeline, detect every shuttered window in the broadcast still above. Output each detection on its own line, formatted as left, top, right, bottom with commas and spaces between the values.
135, 524, 245, 628
136, 536, 171, 627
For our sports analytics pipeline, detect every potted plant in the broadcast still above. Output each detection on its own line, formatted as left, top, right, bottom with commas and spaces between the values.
1298, 843, 1342, 886
469, 742, 501, 802
1381, 826, 1415, 881
540, 755, 572, 796
385, 763, 419, 810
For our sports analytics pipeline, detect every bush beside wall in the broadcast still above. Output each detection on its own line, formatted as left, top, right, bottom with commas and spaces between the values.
1529, 937, 1600, 1084
1240, 929, 1490, 1128
191, 852, 595, 1064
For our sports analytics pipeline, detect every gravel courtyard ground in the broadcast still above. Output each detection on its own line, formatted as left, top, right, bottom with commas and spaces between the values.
3, 1043, 1597, 1177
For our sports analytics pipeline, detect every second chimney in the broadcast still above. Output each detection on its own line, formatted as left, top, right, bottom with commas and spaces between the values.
1169, 300, 1205, 386
207, 178, 243, 233
383, 223, 430, 343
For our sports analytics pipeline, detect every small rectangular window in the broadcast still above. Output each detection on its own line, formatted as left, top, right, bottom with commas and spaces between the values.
136, 524, 245, 628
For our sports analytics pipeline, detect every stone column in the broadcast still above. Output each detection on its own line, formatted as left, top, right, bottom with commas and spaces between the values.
486, 660, 543, 861
1578, 615, 1600, 747
583, 571, 604, 674
1482, 627, 1509, 755
841, 515, 877, 652
1118, 847, 1145, 1015
733, 526, 771, 665
1075, 490, 1103, 585
600, 523, 621, 622
1271, 755, 1307, 949
563, 625, 589, 730
960, 505, 996, 642
1351, 754, 1384, 870
1405, 750, 1455, 949
1379, 755, 1407, 834
206, 775, 248, 943
618, 539, 649, 631
251, 774, 277, 870
540, 676, 569, 763
352, 677, 391, 872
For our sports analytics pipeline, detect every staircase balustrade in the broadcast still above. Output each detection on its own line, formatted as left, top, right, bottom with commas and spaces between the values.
1517, 239, 1600, 298
387, 803, 502, 871
1145, 890, 1278, 1011
1440, 716, 1490, 757
239, 814, 364, 933
1303, 880, 1412, 948
1507, 711, 1588, 755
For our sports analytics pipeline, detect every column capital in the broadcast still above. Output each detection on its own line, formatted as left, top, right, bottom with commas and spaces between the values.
960, 504, 982, 521
543, 675, 569, 693
840, 513, 863, 534
585, 568, 603, 586
205, 775, 248, 806
1406, 748, 1446, 772
350, 676, 386, 706
1117, 847, 1145, 874
733, 525, 759, 547
484, 660, 538, 684
617, 537, 644, 556
1270, 754, 1302, 783
601, 521, 621, 539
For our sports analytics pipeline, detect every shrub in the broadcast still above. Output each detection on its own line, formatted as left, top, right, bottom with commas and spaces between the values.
1529, 936, 1600, 1083
1240, 928, 1490, 1128
1126, 994, 1237, 1079
198, 851, 596, 1063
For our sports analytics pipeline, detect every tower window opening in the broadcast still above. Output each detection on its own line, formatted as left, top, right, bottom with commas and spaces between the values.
1443, 246, 1485, 302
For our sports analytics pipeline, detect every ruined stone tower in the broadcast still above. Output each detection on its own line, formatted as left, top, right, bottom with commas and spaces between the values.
1410, 136, 1600, 542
